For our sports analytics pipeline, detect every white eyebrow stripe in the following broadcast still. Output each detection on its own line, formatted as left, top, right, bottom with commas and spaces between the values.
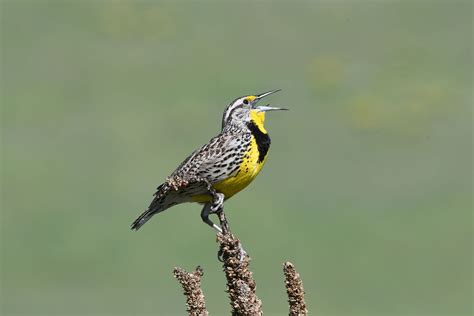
223, 98, 244, 123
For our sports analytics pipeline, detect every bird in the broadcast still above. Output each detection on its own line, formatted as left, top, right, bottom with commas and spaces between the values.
131, 89, 287, 234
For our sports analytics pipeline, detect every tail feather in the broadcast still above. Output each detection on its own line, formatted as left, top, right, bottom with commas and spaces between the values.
131, 209, 154, 230
131, 183, 180, 231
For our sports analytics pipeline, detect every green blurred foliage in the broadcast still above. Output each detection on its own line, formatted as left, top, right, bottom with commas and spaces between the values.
1, 1, 472, 315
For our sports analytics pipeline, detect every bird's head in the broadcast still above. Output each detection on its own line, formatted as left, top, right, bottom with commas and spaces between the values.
221, 89, 287, 130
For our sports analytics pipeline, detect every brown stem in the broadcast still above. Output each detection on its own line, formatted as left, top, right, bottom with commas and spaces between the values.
283, 262, 307, 315
217, 233, 262, 315
217, 210, 230, 234
173, 266, 208, 316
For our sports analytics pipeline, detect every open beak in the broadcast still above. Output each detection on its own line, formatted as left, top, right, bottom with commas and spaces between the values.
252, 89, 288, 112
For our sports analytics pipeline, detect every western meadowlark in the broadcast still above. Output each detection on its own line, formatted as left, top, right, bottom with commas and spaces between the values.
131, 89, 286, 234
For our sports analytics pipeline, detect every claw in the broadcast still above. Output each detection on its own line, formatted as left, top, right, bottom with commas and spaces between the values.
213, 224, 223, 234
217, 249, 224, 262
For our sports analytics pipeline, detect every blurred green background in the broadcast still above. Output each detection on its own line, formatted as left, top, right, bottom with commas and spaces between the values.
1, 1, 472, 315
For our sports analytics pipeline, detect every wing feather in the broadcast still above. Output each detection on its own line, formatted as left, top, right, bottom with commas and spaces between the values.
170, 132, 249, 184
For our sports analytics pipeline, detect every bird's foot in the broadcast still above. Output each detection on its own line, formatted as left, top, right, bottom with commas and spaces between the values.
210, 192, 224, 213
217, 248, 224, 262
212, 223, 223, 235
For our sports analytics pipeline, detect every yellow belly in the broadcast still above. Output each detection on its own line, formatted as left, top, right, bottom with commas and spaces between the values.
192, 136, 267, 202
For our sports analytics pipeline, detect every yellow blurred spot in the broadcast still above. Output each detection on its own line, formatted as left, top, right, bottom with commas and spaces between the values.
344, 80, 451, 139
307, 55, 344, 91
349, 96, 384, 130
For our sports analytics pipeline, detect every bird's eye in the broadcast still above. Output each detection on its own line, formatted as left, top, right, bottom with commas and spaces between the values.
243, 99, 249, 105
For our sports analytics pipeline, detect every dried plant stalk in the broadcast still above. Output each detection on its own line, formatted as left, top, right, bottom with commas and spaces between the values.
173, 266, 208, 316
283, 262, 308, 315
218, 233, 263, 315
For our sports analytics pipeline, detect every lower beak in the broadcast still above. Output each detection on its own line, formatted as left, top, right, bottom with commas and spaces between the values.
255, 105, 289, 112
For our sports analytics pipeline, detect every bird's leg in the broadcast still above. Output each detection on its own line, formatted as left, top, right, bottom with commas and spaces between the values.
209, 189, 224, 213
192, 177, 235, 261
188, 176, 227, 234
198, 178, 227, 230
200, 203, 223, 234
209, 190, 228, 234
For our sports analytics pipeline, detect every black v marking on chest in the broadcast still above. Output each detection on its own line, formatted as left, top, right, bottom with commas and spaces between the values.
246, 121, 271, 163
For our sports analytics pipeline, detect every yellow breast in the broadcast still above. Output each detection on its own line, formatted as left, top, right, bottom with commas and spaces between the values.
213, 135, 268, 199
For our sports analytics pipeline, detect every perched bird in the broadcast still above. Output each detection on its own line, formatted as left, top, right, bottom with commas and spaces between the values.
131, 89, 286, 233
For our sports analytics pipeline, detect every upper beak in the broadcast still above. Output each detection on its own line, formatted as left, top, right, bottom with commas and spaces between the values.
253, 89, 288, 112
254, 89, 282, 101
